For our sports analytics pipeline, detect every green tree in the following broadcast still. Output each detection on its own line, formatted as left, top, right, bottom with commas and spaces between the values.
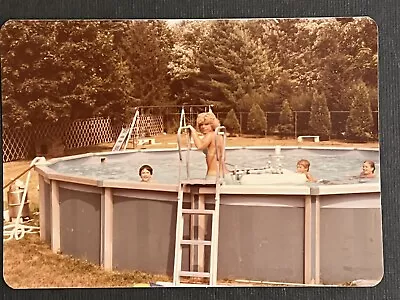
1, 21, 68, 129
55, 21, 130, 122
223, 109, 241, 134
277, 100, 294, 137
169, 20, 280, 111
345, 82, 374, 141
121, 21, 174, 108
247, 104, 267, 135
308, 91, 332, 139
0, 20, 130, 128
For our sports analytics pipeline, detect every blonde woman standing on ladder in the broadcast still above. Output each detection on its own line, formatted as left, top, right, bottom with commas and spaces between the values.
187, 112, 233, 184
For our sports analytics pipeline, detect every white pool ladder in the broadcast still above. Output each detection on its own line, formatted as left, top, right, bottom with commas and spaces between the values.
173, 125, 226, 286
112, 109, 139, 151
3, 157, 46, 241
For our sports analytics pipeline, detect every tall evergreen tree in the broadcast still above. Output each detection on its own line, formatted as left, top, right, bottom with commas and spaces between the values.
308, 91, 332, 139
345, 82, 374, 141
223, 109, 241, 134
277, 100, 294, 137
247, 104, 267, 136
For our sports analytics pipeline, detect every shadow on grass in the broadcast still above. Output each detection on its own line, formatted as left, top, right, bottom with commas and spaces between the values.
3, 215, 170, 288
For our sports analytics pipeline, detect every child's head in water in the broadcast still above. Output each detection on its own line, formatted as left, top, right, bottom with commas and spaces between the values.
296, 159, 310, 174
361, 160, 375, 178
139, 165, 153, 182
296, 159, 316, 182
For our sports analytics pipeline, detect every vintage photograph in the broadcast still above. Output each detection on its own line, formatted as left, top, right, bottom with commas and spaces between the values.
2, 18, 382, 288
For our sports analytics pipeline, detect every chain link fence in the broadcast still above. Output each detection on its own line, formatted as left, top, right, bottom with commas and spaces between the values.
3, 108, 379, 163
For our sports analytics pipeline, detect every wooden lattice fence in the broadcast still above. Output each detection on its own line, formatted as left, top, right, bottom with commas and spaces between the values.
3, 117, 117, 163
133, 114, 163, 138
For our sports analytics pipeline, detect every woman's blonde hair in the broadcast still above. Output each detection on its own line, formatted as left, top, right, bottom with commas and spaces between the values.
196, 112, 220, 130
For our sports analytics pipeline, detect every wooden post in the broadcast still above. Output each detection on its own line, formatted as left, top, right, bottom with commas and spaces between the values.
304, 195, 312, 284
315, 196, 321, 284
304, 195, 321, 284
198, 194, 206, 272
102, 187, 113, 270
190, 193, 195, 272
39, 176, 47, 241
51, 180, 60, 253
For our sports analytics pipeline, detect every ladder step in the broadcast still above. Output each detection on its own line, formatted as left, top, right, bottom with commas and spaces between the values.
180, 271, 210, 278
180, 179, 217, 185
181, 239, 212, 246
182, 209, 214, 215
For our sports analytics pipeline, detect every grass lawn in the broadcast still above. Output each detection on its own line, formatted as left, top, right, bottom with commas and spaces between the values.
3, 134, 379, 288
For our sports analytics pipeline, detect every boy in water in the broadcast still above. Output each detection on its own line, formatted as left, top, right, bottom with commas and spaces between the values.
296, 159, 316, 182
139, 164, 153, 182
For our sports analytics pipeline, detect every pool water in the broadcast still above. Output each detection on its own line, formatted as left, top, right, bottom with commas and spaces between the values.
49, 148, 380, 185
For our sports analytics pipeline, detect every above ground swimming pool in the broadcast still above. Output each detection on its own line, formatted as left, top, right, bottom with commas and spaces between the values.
48, 147, 380, 185
35, 146, 383, 285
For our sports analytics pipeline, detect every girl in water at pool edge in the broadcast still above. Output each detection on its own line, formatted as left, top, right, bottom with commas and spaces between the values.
360, 160, 376, 178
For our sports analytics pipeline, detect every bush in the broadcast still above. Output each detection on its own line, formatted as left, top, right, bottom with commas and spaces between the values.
247, 104, 267, 135
223, 109, 241, 134
308, 91, 331, 140
277, 100, 294, 137
165, 116, 180, 134
345, 82, 374, 142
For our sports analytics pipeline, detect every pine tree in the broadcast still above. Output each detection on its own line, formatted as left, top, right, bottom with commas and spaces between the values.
223, 109, 241, 134
308, 91, 332, 139
277, 100, 294, 137
345, 82, 374, 141
170, 20, 281, 111
247, 104, 267, 135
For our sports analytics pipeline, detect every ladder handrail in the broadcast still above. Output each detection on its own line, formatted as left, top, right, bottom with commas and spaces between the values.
179, 107, 186, 128
177, 126, 191, 180
173, 182, 185, 284
214, 126, 227, 183
209, 180, 221, 285
123, 109, 140, 150
3, 165, 35, 190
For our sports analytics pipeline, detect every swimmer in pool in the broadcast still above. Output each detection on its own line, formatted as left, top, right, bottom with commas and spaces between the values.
187, 112, 232, 183
296, 159, 317, 182
139, 164, 153, 183
360, 160, 376, 178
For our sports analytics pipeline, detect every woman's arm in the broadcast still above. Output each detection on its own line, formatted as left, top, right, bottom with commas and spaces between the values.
188, 125, 212, 150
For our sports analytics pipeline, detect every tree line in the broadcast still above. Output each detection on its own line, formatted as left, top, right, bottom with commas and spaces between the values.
1, 18, 378, 141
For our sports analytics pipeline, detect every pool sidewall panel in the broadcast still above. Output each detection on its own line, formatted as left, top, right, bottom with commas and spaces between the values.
112, 191, 179, 275
58, 186, 102, 265
218, 194, 305, 283
319, 192, 383, 284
